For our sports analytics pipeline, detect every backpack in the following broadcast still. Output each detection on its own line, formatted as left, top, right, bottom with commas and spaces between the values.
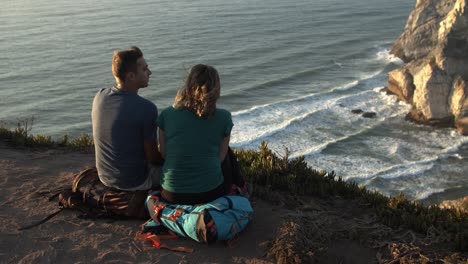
138, 191, 253, 251
18, 167, 149, 230
221, 147, 245, 189
62, 167, 149, 218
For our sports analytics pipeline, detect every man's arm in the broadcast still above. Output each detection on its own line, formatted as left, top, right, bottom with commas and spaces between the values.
144, 139, 164, 166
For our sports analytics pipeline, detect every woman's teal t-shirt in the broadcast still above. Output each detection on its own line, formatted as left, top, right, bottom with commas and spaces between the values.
157, 106, 233, 194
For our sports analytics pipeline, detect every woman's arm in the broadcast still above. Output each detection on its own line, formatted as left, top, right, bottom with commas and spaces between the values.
158, 128, 166, 160
219, 136, 230, 161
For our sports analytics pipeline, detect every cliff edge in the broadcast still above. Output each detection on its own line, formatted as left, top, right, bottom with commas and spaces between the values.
388, 0, 468, 134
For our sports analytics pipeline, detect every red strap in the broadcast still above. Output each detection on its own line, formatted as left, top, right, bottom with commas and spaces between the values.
136, 232, 194, 253
152, 203, 166, 224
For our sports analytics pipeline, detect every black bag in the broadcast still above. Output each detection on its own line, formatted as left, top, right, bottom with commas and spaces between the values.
221, 147, 245, 191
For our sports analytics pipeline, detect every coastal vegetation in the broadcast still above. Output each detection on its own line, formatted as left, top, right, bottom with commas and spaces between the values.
0, 121, 467, 252
0, 119, 93, 151
235, 143, 467, 252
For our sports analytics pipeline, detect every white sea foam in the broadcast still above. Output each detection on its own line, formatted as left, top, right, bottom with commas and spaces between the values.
232, 110, 319, 147
233, 80, 363, 119
231, 88, 375, 147
231, 83, 361, 145
291, 103, 410, 158
376, 49, 403, 65
231, 102, 272, 116
333, 80, 359, 91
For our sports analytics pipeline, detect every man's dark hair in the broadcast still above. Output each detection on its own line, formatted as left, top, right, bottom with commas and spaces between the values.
112, 46, 143, 82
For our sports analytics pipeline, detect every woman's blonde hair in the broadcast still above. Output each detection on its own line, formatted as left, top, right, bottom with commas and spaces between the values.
173, 64, 221, 118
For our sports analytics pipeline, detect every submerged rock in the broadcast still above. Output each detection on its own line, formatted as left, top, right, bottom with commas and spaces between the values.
351, 109, 377, 118
351, 109, 363, 114
388, 0, 468, 131
362, 112, 377, 118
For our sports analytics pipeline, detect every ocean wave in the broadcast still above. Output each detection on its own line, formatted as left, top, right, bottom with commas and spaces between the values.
232, 110, 319, 147
231, 72, 399, 148
290, 130, 368, 158
232, 83, 412, 159
231, 78, 368, 117
352, 133, 468, 181
232, 88, 376, 147
364, 158, 436, 182
231, 82, 367, 146
223, 64, 338, 97
290, 105, 410, 158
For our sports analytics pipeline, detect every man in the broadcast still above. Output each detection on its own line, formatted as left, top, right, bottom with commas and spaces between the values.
92, 46, 162, 191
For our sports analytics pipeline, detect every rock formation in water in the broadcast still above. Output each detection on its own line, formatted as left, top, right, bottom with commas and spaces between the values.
388, 0, 468, 134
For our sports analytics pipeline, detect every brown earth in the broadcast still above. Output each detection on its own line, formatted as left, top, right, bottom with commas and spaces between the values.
0, 144, 466, 263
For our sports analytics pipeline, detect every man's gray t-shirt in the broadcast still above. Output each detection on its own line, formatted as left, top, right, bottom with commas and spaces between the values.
92, 87, 157, 190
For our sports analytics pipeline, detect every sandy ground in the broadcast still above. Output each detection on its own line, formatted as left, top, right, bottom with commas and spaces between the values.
0, 144, 466, 264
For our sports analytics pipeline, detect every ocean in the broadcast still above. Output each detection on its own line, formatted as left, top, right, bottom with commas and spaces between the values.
1, 0, 467, 203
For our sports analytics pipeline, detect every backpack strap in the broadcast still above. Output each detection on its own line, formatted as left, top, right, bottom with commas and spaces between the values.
72, 167, 97, 192
36, 186, 70, 201
17, 209, 63, 231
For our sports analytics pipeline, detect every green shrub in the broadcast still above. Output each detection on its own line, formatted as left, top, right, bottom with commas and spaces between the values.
31, 134, 54, 147
67, 133, 94, 151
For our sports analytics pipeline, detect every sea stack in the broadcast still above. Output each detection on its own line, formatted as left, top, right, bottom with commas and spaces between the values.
388, 0, 468, 134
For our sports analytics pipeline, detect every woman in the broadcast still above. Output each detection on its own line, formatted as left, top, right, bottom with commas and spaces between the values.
157, 64, 233, 204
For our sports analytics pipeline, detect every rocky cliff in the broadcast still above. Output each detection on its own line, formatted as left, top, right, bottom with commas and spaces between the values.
388, 0, 468, 134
